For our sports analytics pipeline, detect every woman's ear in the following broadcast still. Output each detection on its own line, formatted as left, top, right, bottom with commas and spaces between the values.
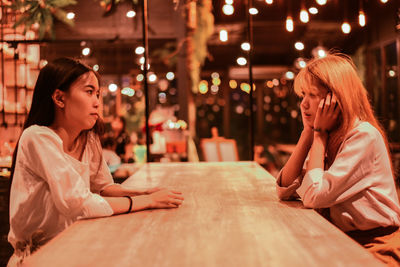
52, 89, 65, 108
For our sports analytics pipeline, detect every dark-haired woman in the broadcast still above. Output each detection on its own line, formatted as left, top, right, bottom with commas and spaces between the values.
7, 58, 183, 265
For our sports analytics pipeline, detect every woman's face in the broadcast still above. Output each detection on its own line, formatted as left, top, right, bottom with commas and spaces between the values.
300, 85, 328, 128
63, 71, 100, 131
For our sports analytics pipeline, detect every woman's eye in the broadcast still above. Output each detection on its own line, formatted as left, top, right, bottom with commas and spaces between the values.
87, 90, 93, 95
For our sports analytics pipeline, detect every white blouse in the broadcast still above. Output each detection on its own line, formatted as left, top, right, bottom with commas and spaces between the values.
8, 125, 114, 249
277, 121, 400, 232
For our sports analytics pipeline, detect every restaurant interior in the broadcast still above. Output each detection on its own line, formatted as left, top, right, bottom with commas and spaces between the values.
0, 0, 399, 265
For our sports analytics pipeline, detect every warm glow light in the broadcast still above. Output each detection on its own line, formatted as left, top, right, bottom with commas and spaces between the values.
137, 74, 144, 81
388, 70, 396, 77
66, 12, 75, 20
140, 64, 150, 70
237, 57, 247, 66
219, 29, 228, 42
139, 56, 145, 64
295, 42, 304, 51
135, 46, 145, 55
285, 71, 295, 80
241, 42, 251, 51
229, 80, 237, 89
265, 0, 273, 4
341, 22, 351, 34
249, 8, 258, 15
211, 72, 220, 79
380, 0, 388, 3
222, 4, 234, 15
121, 87, 135, 97
300, 9, 309, 23
316, 0, 327, 5
309, 7, 318, 14
199, 80, 208, 94
295, 57, 307, 69
148, 73, 157, 82
318, 49, 326, 58
166, 72, 175, 80
126, 10, 136, 18
225, 0, 233, 4
93, 64, 99, 72
286, 16, 294, 32
359, 11, 366, 27
82, 47, 91, 56
108, 83, 118, 92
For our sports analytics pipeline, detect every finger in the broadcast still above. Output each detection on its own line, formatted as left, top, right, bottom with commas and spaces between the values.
170, 194, 184, 201
171, 190, 182, 195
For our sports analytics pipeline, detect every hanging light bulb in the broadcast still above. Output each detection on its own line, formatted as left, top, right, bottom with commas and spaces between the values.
309, 7, 318, 14
359, 11, 366, 27
300, 9, 309, 23
286, 16, 294, 32
380, 0, 388, 3
265, 0, 273, 4
219, 29, 228, 42
222, 4, 234, 15
225, 0, 233, 4
241, 42, 251, 51
312, 46, 327, 58
341, 22, 351, 34
316, 0, 327, 5
249, 8, 258, 15
294, 42, 304, 51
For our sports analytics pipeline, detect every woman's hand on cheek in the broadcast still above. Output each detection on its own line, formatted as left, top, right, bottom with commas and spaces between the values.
313, 93, 340, 133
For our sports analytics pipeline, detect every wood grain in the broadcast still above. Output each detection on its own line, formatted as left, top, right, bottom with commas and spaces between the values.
23, 162, 384, 267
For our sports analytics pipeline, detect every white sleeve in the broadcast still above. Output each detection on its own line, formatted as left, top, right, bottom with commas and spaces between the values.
19, 129, 113, 219
296, 129, 376, 209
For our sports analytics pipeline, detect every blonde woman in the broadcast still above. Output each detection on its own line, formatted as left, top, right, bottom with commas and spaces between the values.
277, 53, 400, 265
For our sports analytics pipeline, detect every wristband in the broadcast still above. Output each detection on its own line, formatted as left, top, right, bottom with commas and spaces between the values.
124, 196, 133, 214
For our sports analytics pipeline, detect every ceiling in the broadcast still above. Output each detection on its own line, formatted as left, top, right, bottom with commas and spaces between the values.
44, 0, 398, 76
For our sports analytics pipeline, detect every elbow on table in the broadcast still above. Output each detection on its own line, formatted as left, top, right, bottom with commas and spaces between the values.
301, 192, 331, 209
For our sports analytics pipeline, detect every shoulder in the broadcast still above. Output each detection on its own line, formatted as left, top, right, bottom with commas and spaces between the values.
345, 121, 382, 148
20, 125, 62, 145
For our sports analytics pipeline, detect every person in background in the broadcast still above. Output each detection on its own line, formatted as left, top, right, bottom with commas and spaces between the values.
101, 137, 121, 173
111, 116, 132, 163
7, 58, 183, 266
276, 53, 400, 265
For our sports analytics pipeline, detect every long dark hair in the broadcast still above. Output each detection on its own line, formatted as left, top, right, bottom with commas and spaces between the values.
8, 57, 103, 212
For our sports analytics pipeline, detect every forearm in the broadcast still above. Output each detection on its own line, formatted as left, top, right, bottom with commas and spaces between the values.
104, 195, 153, 215
307, 132, 328, 171
281, 130, 313, 187
101, 184, 145, 197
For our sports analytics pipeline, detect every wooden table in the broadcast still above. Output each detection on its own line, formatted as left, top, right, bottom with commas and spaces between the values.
23, 162, 383, 267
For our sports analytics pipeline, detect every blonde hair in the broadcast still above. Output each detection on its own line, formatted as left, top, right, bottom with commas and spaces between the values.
294, 53, 391, 167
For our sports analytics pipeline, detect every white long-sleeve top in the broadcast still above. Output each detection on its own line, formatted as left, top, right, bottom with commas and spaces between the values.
8, 125, 114, 249
276, 121, 400, 232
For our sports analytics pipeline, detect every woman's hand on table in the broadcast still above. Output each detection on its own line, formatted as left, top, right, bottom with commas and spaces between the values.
148, 189, 184, 209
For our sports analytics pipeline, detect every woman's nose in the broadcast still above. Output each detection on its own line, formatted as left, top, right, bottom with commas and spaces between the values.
301, 97, 309, 109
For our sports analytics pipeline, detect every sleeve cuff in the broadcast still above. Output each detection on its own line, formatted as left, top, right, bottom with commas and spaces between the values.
79, 194, 113, 219
296, 168, 324, 200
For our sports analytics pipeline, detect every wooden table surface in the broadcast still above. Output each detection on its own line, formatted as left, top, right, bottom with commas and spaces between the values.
23, 162, 383, 267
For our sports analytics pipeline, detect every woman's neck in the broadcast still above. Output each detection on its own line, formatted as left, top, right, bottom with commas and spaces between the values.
49, 124, 82, 152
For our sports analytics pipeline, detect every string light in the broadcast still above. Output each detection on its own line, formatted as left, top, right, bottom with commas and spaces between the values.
135, 46, 145, 55
265, 0, 273, 4
300, 9, 309, 23
241, 42, 251, 51
166, 72, 175, 80
286, 16, 294, 32
316, 0, 327, 5
295, 42, 304, 51
93, 64, 99, 72
225, 0, 233, 4
126, 10, 136, 18
66, 12, 75, 20
285, 71, 295, 80
82, 47, 91, 56
380, 0, 388, 3
341, 22, 351, 34
222, 4, 234, 15
309, 7, 318, 14
108, 83, 118, 92
219, 29, 228, 42
359, 11, 366, 27
249, 8, 258, 15
237, 57, 247, 66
